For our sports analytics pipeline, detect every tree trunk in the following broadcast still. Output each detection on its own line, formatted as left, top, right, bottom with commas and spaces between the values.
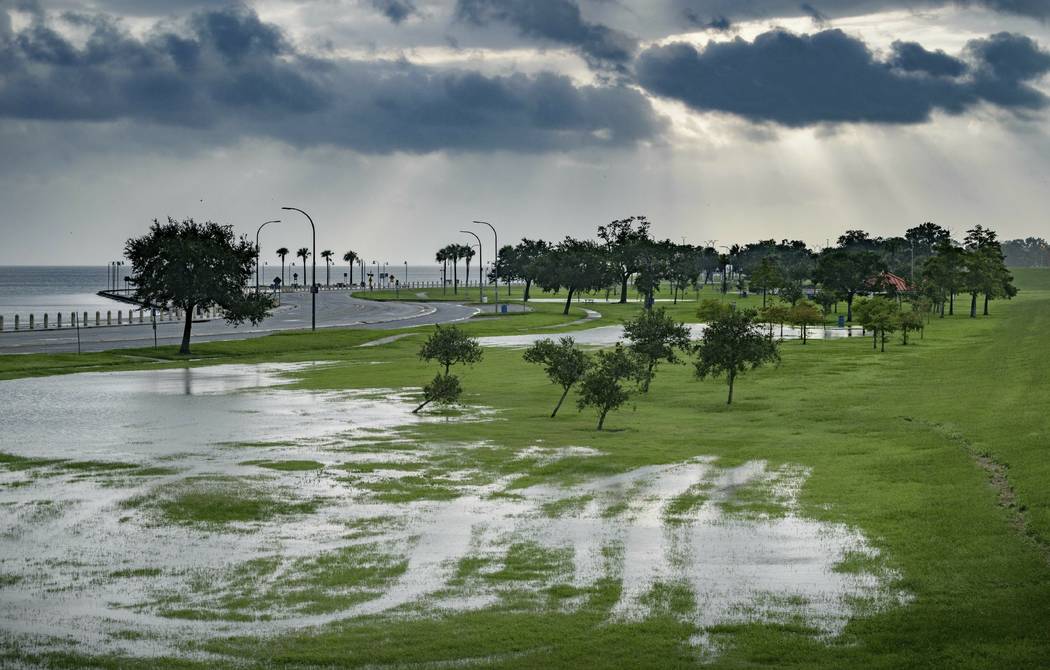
880, 331, 887, 352
412, 398, 432, 414
762, 289, 767, 308
619, 274, 629, 304
949, 291, 955, 316
983, 293, 990, 316
179, 304, 195, 355
597, 408, 608, 430
524, 279, 532, 302
465, 256, 470, 290
552, 387, 570, 418
727, 372, 735, 405
642, 362, 655, 392
453, 260, 458, 294
563, 289, 575, 315
969, 292, 977, 318
873, 330, 877, 350
846, 293, 854, 322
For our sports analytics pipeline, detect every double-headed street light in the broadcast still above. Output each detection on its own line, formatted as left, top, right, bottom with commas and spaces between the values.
280, 207, 316, 331
460, 230, 483, 304
255, 220, 281, 293
472, 220, 498, 313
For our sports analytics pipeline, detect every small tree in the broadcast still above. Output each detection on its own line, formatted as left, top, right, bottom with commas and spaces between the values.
623, 308, 692, 392
694, 309, 780, 405
759, 303, 791, 339
413, 325, 483, 413
577, 343, 642, 430
750, 257, 784, 308
790, 301, 822, 344
814, 290, 837, 330
697, 298, 732, 322
853, 297, 900, 352
778, 282, 804, 306
899, 310, 924, 345
125, 218, 273, 355
522, 337, 591, 417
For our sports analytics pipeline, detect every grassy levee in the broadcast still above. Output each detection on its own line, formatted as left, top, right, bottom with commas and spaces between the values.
3, 271, 1049, 668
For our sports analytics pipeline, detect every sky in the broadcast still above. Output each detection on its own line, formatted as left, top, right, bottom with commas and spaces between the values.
1, 0, 1048, 265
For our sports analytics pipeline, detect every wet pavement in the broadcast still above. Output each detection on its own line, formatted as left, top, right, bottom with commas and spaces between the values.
477, 323, 857, 347
0, 291, 478, 355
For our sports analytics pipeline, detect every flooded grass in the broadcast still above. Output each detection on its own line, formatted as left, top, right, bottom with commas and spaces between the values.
3, 276, 1050, 667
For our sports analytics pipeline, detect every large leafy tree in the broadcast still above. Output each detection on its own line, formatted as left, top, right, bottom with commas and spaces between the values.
577, 343, 642, 430
922, 240, 966, 316
814, 248, 884, 321
523, 337, 591, 417
501, 238, 551, 302
125, 218, 273, 355
623, 307, 691, 392
535, 237, 611, 315
963, 225, 1017, 317
694, 309, 780, 405
597, 216, 653, 303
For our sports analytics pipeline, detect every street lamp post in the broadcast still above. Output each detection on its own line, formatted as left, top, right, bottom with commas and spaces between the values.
460, 230, 483, 304
472, 221, 498, 313
280, 207, 316, 331
255, 219, 281, 293
404, 261, 408, 285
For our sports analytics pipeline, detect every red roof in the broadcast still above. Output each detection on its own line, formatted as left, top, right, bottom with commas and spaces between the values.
866, 271, 911, 292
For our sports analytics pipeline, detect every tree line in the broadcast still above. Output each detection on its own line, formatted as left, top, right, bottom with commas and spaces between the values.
436, 218, 1017, 321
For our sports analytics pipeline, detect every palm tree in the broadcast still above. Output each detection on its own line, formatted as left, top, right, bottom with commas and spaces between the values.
321, 250, 334, 286
296, 247, 310, 288
464, 244, 476, 289
343, 250, 359, 285
436, 247, 449, 294
448, 244, 461, 294
276, 247, 289, 287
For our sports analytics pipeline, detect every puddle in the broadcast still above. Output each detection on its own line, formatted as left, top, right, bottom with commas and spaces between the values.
479, 324, 857, 347
0, 365, 905, 660
0, 363, 487, 461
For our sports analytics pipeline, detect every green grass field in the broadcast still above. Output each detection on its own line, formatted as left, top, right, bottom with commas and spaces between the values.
1, 270, 1048, 668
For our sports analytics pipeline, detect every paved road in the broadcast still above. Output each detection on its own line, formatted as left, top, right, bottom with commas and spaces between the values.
0, 292, 478, 355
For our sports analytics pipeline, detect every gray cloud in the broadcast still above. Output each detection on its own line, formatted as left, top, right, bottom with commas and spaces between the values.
454, 0, 638, 71
636, 29, 1050, 127
799, 3, 829, 26
0, 5, 664, 152
370, 0, 420, 24
672, 0, 1050, 22
889, 41, 968, 77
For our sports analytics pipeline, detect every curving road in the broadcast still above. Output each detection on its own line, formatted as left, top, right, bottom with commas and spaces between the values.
0, 292, 478, 355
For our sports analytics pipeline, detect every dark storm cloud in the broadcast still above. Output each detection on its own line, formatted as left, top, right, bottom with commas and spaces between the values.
682, 10, 733, 32
889, 41, 968, 77
673, 0, 1050, 22
370, 0, 420, 24
0, 5, 664, 152
454, 0, 638, 71
635, 29, 1050, 127
799, 3, 829, 26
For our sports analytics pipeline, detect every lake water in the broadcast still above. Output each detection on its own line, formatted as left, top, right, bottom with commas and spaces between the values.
0, 265, 449, 319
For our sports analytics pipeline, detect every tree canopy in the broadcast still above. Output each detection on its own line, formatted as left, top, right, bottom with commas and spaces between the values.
694, 309, 780, 405
125, 217, 273, 354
